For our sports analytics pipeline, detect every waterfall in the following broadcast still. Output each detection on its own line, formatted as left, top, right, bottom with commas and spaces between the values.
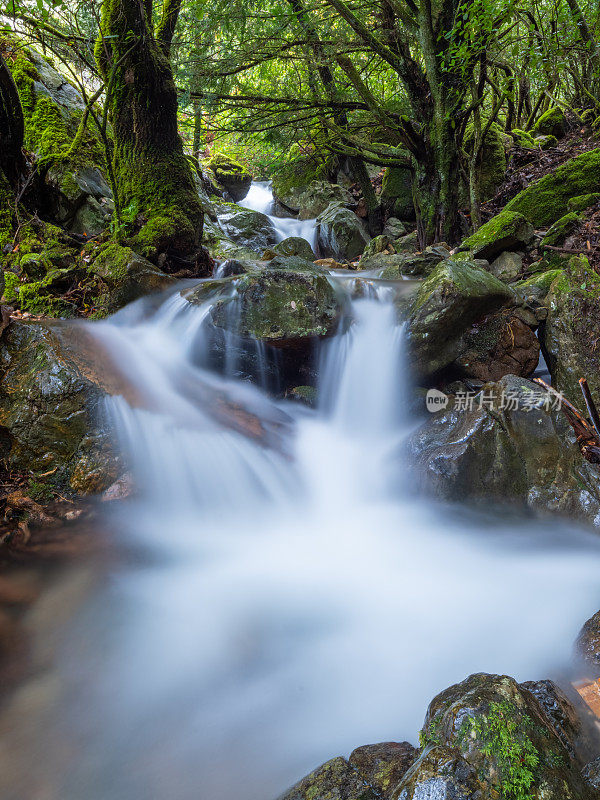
239, 181, 319, 251
16, 277, 597, 800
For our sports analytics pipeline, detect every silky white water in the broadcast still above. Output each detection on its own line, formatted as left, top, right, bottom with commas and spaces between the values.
4, 277, 596, 800
239, 180, 319, 250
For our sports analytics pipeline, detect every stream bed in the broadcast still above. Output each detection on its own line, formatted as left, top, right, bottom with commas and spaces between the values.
1, 185, 600, 800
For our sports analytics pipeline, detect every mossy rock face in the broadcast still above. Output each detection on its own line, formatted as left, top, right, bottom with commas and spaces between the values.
512, 128, 537, 149
204, 153, 252, 202
542, 212, 580, 247
411, 672, 592, 800
576, 611, 600, 677
0, 320, 121, 494
380, 166, 415, 221
460, 210, 534, 261
534, 133, 558, 150
362, 251, 444, 278
407, 259, 514, 377
463, 119, 507, 201
349, 742, 417, 798
317, 202, 370, 260
568, 193, 600, 213
407, 374, 600, 521
505, 149, 600, 227
531, 106, 567, 139
278, 756, 377, 800
542, 255, 600, 404
513, 268, 563, 305
3, 40, 112, 235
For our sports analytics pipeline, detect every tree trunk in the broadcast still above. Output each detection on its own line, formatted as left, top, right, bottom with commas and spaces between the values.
95, 0, 205, 269
0, 53, 25, 185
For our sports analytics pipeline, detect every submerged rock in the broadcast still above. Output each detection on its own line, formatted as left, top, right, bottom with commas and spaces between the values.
317, 203, 371, 260
407, 375, 600, 522
0, 321, 121, 494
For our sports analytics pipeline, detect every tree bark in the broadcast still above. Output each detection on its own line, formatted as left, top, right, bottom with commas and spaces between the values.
95, 0, 205, 269
0, 53, 25, 186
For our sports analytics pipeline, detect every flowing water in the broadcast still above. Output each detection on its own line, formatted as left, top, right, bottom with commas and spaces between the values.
239, 180, 319, 250
3, 185, 600, 800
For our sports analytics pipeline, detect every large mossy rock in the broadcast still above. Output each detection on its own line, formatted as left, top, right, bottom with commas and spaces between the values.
380, 167, 415, 221
505, 149, 600, 227
218, 209, 278, 252
2, 40, 112, 236
278, 756, 377, 800
0, 321, 121, 494
317, 202, 370, 260
542, 255, 600, 404
293, 181, 353, 220
407, 374, 600, 522
459, 209, 534, 261
463, 120, 507, 201
270, 236, 315, 260
204, 153, 252, 202
406, 673, 593, 800
531, 107, 567, 139
407, 259, 514, 378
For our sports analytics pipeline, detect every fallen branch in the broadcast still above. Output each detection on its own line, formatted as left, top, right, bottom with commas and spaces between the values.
533, 376, 600, 463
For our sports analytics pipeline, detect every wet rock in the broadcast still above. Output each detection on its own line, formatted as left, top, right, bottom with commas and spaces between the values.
382, 218, 407, 238
361, 235, 394, 260
317, 203, 371, 260
542, 212, 581, 247
378, 252, 446, 279
407, 374, 600, 522
266, 255, 325, 273
214, 259, 249, 278
513, 268, 562, 307
459, 210, 535, 261
394, 231, 419, 253
271, 237, 315, 260
582, 757, 600, 790
391, 745, 479, 800
406, 259, 514, 378
88, 242, 176, 313
576, 611, 600, 676
453, 306, 540, 381
415, 672, 593, 800
277, 756, 376, 800
287, 385, 317, 406
349, 742, 417, 798
541, 255, 600, 404
218, 210, 278, 252
0, 321, 121, 494
488, 251, 523, 282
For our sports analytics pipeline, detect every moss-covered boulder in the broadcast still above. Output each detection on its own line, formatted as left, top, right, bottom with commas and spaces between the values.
349, 742, 417, 798
0, 320, 122, 494
408, 673, 593, 800
218, 209, 278, 252
204, 153, 252, 202
513, 268, 562, 306
512, 128, 537, 149
2, 40, 112, 236
505, 149, 600, 226
568, 193, 600, 213
459, 210, 534, 261
542, 212, 580, 247
407, 374, 600, 521
292, 181, 353, 221
317, 202, 370, 260
361, 251, 444, 278
463, 119, 507, 201
407, 259, 514, 377
380, 166, 415, 221
542, 255, 600, 404
270, 236, 315, 260
531, 106, 567, 139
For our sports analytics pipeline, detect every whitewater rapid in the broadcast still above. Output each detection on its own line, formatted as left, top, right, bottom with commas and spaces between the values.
2, 184, 600, 800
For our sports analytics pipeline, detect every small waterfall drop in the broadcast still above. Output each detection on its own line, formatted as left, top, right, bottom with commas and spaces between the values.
239, 181, 318, 251
5, 278, 600, 800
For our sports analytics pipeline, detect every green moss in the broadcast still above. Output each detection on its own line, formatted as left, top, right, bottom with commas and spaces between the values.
0, 169, 16, 251
463, 120, 507, 200
530, 107, 566, 138
205, 152, 247, 176
512, 129, 537, 149
380, 166, 415, 220
461, 209, 534, 260
2, 271, 20, 302
568, 193, 600, 213
506, 148, 600, 226
542, 212, 580, 246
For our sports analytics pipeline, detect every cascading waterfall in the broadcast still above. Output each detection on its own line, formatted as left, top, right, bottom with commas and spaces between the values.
5, 185, 600, 800
239, 181, 319, 251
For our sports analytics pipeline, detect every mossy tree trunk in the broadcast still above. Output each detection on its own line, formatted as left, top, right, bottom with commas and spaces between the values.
95, 0, 205, 269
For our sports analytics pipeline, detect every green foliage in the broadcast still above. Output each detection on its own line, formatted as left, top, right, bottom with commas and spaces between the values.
468, 701, 539, 800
